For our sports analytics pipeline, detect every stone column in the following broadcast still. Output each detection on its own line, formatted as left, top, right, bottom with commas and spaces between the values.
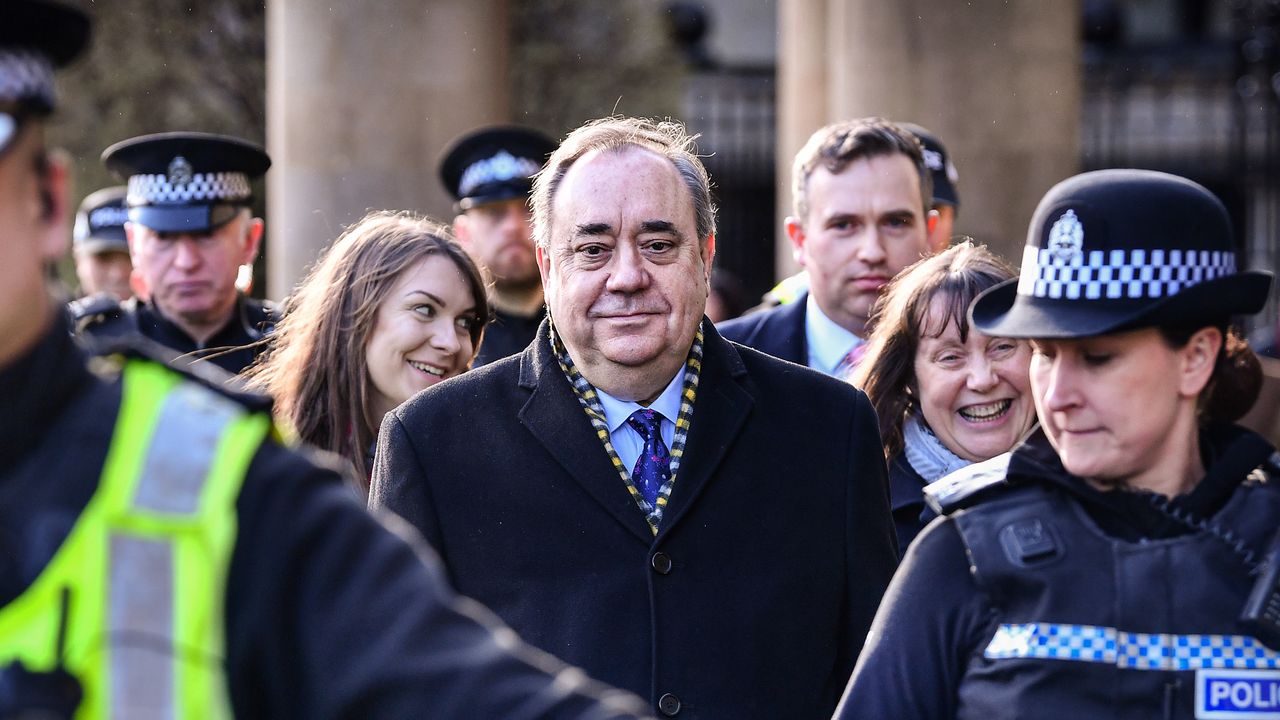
777, 0, 1080, 266
266, 0, 510, 298
776, 0, 830, 278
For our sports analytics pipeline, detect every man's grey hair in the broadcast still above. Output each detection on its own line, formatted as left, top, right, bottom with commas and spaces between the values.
530, 116, 717, 249
791, 117, 931, 224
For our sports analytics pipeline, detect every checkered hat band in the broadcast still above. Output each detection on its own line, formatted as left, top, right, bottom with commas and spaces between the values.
459, 151, 541, 197
127, 172, 252, 205
985, 623, 1280, 671
1017, 245, 1236, 301
0, 50, 55, 106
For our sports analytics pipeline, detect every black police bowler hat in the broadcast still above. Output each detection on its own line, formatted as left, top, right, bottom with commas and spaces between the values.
73, 186, 129, 254
102, 132, 271, 234
439, 125, 557, 210
899, 122, 959, 208
971, 169, 1272, 339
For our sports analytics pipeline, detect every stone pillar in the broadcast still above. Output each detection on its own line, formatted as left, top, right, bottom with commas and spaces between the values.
266, 0, 510, 299
777, 0, 1080, 266
776, 0, 830, 278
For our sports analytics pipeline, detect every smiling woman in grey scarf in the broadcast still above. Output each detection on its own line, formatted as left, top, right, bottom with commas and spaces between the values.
851, 241, 1036, 554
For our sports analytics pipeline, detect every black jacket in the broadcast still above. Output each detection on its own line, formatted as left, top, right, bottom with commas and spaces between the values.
474, 306, 545, 367
714, 292, 808, 366
836, 427, 1280, 720
74, 294, 276, 375
369, 320, 899, 719
0, 314, 652, 719
887, 452, 935, 556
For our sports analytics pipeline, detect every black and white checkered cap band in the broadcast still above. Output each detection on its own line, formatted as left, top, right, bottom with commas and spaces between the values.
0, 50, 56, 106
127, 172, 252, 205
1016, 246, 1237, 301
459, 151, 541, 197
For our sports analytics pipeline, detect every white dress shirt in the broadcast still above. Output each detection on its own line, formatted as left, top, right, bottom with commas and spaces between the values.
804, 294, 865, 376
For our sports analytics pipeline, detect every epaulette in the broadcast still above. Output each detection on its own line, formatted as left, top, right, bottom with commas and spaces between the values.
68, 292, 122, 323
924, 452, 1014, 515
87, 334, 274, 415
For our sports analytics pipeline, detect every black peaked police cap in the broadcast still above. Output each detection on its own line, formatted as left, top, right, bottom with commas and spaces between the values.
102, 132, 271, 234
971, 169, 1272, 339
899, 122, 959, 208
0, 0, 90, 121
439, 126, 557, 211
0, 1, 90, 69
73, 186, 129, 254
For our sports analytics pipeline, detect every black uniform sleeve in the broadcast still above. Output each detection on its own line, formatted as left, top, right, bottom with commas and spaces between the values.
226, 440, 652, 720
367, 412, 443, 550
833, 517, 994, 720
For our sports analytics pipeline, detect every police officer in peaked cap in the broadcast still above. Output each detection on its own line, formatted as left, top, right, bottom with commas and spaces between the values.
0, 3, 654, 718
76, 132, 278, 375
441, 125, 556, 366
898, 122, 960, 252
68, 186, 132, 308
838, 169, 1280, 720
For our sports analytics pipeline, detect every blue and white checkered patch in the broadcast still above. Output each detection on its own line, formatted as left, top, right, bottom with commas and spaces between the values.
1016, 246, 1236, 301
127, 171, 252, 205
0, 49, 55, 107
986, 623, 1280, 671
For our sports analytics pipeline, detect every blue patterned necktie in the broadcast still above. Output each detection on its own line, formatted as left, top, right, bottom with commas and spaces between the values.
626, 409, 671, 508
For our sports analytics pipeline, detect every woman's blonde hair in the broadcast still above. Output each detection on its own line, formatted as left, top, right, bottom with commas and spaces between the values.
246, 210, 489, 483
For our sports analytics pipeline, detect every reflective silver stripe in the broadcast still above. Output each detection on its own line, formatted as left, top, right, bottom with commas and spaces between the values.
109, 535, 174, 719
132, 381, 244, 516
986, 623, 1280, 671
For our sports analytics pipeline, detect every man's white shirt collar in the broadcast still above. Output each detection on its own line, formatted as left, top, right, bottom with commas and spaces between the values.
805, 294, 864, 376
596, 367, 686, 433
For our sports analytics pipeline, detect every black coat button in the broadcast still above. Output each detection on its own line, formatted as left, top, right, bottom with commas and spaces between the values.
651, 552, 672, 574
658, 693, 681, 716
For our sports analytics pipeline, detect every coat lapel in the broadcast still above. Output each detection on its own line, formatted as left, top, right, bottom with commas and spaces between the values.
656, 322, 754, 539
517, 324, 654, 544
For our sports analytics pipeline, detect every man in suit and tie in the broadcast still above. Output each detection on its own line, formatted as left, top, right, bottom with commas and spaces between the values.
369, 116, 898, 719
717, 118, 935, 376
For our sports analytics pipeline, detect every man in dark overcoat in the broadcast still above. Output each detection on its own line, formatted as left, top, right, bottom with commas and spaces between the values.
369, 116, 898, 719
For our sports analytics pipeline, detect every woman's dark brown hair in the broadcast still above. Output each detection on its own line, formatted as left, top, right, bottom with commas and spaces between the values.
245, 210, 490, 484
1158, 322, 1263, 425
850, 241, 1018, 459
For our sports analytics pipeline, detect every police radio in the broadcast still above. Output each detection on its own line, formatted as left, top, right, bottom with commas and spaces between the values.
0, 588, 82, 719
1241, 529, 1280, 651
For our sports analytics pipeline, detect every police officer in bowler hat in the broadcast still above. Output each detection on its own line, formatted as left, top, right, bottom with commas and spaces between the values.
0, 2, 654, 717
77, 132, 278, 375
838, 168, 1280, 719
441, 125, 557, 365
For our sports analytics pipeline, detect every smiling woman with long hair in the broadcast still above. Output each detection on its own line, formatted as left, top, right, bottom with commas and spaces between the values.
851, 242, 1036, 554
246, 211, 489, 486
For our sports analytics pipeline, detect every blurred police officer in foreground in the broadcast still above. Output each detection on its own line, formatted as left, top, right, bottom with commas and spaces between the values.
441, 126, 556, 366
70, 186, 133, 302
76, 132, 279, 374
0, 3, 652, 718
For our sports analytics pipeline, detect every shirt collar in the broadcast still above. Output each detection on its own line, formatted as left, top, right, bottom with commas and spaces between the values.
804, 294, 863, 375
596, 368, 687, 433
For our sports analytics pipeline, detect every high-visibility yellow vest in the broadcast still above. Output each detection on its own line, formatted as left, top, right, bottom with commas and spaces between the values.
768, 271, 810, 306
0, 359, 270, 719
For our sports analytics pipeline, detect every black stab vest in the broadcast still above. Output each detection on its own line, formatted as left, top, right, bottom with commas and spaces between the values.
948, 473, 1280, 720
